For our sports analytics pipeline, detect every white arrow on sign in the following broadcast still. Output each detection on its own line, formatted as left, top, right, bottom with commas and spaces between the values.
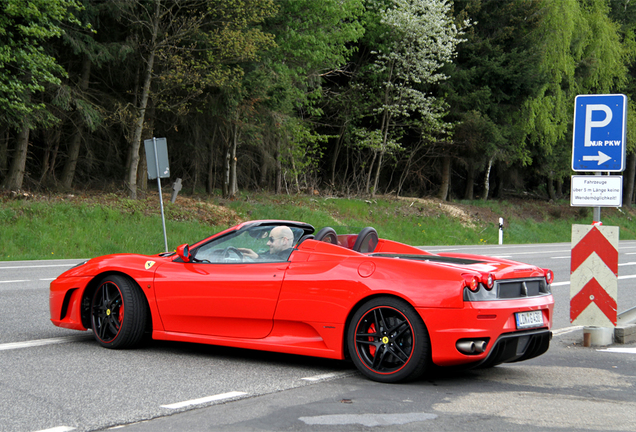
582, 151, 612, 165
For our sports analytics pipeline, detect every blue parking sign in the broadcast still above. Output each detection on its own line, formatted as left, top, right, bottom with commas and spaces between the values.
572, 94, 627, 172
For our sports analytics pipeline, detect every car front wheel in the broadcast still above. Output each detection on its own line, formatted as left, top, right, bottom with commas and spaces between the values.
348, 297, 430, 383
90, 275, 147, 349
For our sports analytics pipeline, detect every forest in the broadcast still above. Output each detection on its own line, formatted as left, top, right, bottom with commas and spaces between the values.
2, 0, 636, 203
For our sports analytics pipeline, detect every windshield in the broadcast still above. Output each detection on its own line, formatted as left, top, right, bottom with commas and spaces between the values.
192, 225, 306, 263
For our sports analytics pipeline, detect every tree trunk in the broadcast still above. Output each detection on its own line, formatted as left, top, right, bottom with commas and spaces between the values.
365, 151, 377, 195
136, 146, 148, 195
371, 151, 385, 197
206, 124, 217, 195
259, 145, 268, 189
126, 0, 160, 199
330, 123, 347, 187
623, 153, 636, 207
556, 177, 564, 199
438, 156, 451, 201
275, 139, 282, 194
61, 56, 92, 189
229, 125, 239, 197
2, 124, 30, 191
482, 156, 494, 201
464, 162, 475, 200
39, 127, 61, 185
0, 129, 8, 178
547, 173, 556, 201
137, 101, 155, 195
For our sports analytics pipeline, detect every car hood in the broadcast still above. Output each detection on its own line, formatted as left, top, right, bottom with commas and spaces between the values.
55, 253, 172, 278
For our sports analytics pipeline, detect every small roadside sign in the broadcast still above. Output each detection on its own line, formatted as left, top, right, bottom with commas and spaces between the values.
572, 94, 627, 172
570, 175, 622, 207
144, 137, 170, 179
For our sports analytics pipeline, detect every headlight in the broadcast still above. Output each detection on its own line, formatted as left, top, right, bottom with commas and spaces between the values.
70, 260, 88, 270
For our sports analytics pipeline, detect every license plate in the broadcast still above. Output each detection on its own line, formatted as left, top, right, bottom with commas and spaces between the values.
515, 310, 544, 329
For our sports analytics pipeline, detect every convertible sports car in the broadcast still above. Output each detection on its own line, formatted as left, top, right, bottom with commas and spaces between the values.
50, 220, 554, 383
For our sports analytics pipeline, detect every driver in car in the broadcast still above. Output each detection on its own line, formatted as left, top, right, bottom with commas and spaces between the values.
239, 226, 295, 261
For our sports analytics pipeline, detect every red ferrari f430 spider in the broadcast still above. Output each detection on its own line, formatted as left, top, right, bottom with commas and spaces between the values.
50, 220, 554, 382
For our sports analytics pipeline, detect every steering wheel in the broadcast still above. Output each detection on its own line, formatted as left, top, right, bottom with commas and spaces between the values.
222, 246, 244, 261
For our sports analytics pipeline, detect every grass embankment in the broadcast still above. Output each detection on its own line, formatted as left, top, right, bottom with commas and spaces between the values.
2, 191, 635, 261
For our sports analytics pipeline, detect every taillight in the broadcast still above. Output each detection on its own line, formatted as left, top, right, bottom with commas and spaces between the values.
544, 269, 554, 285
462, 274, 480, 292
481, 273, 495, 290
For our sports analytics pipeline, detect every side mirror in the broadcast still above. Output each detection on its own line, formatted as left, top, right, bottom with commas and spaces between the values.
176, 244, 191, 263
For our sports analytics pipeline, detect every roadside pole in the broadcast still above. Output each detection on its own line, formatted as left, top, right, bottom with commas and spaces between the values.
144, 137, 170, 252
498, 218, 503, 245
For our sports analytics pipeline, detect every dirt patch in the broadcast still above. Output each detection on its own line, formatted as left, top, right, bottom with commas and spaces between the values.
397, 196, 478, 228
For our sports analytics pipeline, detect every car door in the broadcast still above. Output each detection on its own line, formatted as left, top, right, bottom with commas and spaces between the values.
153, 260, 288, 339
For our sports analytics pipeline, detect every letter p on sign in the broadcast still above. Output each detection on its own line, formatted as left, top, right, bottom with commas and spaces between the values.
584, 104, 612, 147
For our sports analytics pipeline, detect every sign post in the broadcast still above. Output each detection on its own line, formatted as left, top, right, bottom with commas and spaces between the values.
144, 137, 170, 252
570, 94, 626, 344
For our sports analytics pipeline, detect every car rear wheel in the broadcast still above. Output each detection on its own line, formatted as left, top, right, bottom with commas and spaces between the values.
348, 297, 430, 383
90, 275, 147, 349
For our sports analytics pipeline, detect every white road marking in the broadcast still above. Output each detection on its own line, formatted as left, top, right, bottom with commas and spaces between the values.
32, 426, 76, 432
0, 335, 90, 351
161, 391, 248, 409
0, 264, 76, 270
301, 372, 353, 382
597, 348, 636, 354
0, 278, 54, 284
491, 256, 512, 259
299, 412, 438, 426
618, 262, 636, 266
551, 256, 571, 259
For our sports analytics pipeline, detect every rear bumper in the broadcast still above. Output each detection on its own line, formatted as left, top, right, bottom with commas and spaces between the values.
475, 328, 552, 368
417, 295, 553, 366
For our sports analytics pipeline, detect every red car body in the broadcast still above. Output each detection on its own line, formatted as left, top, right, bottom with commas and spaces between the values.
50, 220, 554, 382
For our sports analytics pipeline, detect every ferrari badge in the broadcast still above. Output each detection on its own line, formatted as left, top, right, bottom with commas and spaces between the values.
144, 261, 156, 270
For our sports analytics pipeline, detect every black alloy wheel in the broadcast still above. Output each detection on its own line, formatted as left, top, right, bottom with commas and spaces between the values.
90, 275, 147, 349
348, 297, 430, 383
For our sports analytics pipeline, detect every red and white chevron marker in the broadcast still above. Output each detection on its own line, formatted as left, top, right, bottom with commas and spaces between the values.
570, 225, 618, 327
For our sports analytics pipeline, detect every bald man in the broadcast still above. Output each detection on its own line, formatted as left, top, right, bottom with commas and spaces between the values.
239, 226, 295, 261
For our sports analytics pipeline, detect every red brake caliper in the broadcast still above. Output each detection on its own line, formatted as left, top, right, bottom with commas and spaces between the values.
369, 323, 376, 356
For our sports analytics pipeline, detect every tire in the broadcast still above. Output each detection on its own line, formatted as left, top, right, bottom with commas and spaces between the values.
90, 275, 148, 349
348, 297, 430, 383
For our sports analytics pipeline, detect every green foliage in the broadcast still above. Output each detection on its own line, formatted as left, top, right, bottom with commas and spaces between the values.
6, 193, 636, 261
521, 0, 627, 180
0, 0, 83, 127
3, 0, 636, 204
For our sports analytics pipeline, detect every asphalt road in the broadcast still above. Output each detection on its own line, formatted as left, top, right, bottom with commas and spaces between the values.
1, 242, 635, 432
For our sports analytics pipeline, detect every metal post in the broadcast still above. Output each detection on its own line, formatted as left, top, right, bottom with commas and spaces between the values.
593, 172, 601, 223
153, 137, 169, 252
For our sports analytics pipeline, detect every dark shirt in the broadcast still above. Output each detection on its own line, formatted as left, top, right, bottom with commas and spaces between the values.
259, 247, 293, 262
